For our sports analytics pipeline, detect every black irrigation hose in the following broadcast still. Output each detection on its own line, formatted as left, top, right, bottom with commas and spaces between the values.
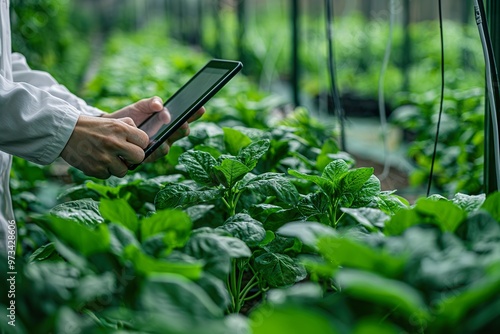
324, 0, 346, 152
427, 0, 446, 197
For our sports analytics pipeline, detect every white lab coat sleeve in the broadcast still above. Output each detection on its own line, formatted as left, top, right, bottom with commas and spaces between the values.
11, 53, 105, 116
0, 73, 81, 165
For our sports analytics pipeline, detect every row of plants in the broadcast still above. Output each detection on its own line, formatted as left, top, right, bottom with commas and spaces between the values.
200, 6, 485, 102
199, 6, 489, 195
3, 20, 500, 334
391, 88, 486, 196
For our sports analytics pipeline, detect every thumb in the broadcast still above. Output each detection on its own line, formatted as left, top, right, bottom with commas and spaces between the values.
149, 96, 164, 111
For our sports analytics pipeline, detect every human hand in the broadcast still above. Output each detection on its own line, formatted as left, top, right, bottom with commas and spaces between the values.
103, 96, 205, 162
60, 115, 149, 178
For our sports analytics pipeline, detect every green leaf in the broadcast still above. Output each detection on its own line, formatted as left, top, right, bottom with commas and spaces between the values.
155, 183, 223, 210
456, 211, 500, 254
278, 221, 336, 248
216, 213, 266, 248
50, 199, 103, 228
194, 145, 223, 159
415, 198, 467, 232
223, 127, 252, 156
242, 173, 300, 205
376, 191, 409, 214
184, 229, 251, 279
196, 273, 231, 309
322, 159, 350, 185
316, 138, 340, 169
41, 216, 110, 256
165, 144, 185, 166
254, 252, 307, 287
28, 242, 60, 263
213, 158, 251, 188
260, 230, 276, 247
295, 192, 330, 221
288, 169, 333, 196
75, 272, 115, 305
108, 223, 140, 255
316, 236, 405, 278
336, 269, 428, 321
99, 198, 139, 233
340, 167, 374, 194
249, 204, 283, 222
452, 193, 486, 213
86, 182, 121, 198
351, 175, 381, 207
262, 234, 301, 254
118, 176, 183, 208
384, 208, 421, 236
341, 207, 389, 231
435, 267, 500, 326
140, 274, 223, 324
124, 245, 203, 279
140, 209, 192, 249
179, 150, 219, 186
237, 139, 271, 169
57, 184, 100, 201
481, 192, 500, 222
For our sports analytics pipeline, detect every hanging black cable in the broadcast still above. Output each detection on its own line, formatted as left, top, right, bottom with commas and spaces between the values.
427, 0, 446, 197
324, 0, 346, 152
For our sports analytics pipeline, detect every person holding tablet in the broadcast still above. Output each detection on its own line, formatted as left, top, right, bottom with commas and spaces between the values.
0, 0, 204, 255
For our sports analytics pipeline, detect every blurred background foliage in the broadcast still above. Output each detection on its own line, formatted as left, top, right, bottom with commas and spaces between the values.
7, 0, 490, 196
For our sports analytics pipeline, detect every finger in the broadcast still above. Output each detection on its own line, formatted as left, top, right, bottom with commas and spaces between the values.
115, 142, 146, 165
86, 166, 111, 179
119, 117, 138, 127
156, 107, 171, 124
187, 106, 205, 123
150, 96, 164, 112
107, 156, 130, 178
144, 142, 171, 163
167, 122, 190, 144
125, 126, 150, 149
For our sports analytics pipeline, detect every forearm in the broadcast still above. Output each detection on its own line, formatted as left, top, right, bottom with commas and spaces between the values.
0, 75, 80, 165
11, 53, 104, 117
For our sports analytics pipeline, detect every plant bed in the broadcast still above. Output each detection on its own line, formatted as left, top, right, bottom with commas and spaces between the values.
4, 20, 499, 334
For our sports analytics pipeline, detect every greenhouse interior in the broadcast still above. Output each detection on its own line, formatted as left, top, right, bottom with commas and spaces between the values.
1, 0, 500, 333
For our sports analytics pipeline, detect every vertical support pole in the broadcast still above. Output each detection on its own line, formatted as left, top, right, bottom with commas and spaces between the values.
485, 0, 500, 194
291, 0, 301, 107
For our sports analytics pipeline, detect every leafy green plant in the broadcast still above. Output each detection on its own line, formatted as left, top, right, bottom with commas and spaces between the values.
250, 192, 500, 333
288, 159, 408, 227
391, 88, 485, 195
155, 130, 299, 218
6, 14, 498, 334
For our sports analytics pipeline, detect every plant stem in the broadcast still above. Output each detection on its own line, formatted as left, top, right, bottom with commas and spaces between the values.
238, 275, 258, 299
221, 197, 231, 211
227, 261, 264, 314
243, 288, 262, 301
